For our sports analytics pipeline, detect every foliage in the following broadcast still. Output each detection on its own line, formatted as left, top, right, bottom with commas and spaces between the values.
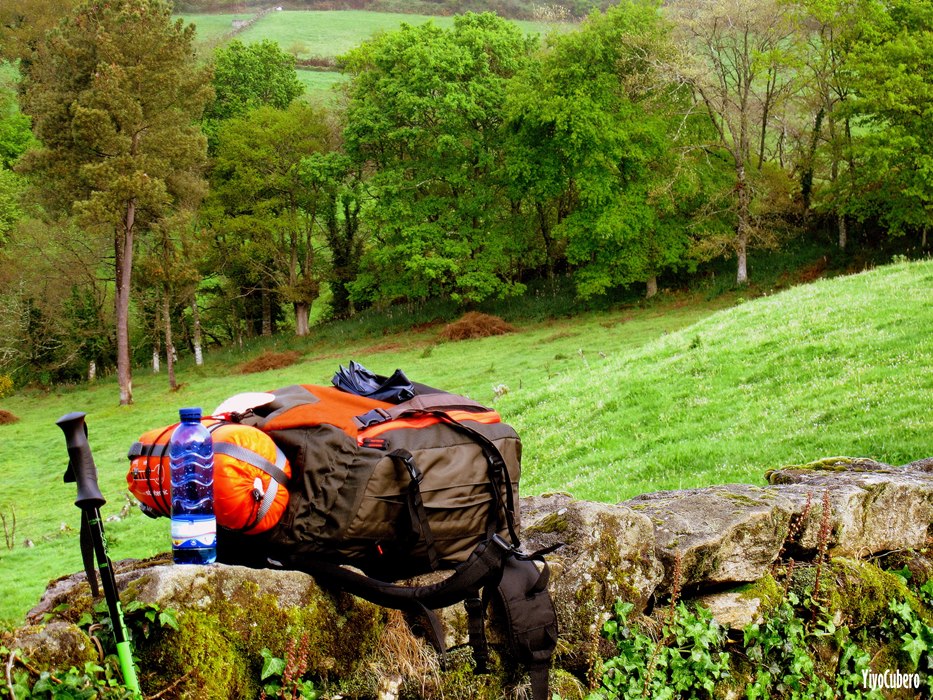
593, 560, 933, 699
841, 0, 933, 241
341, 12, 540, 304
259, 636, 321, 699
670, 0, 803, 284
203, 38, 304, 151
881, 583, 933, 694
0, 654, 136, 699
742, 594, 834, 699
592, 600, 730, 699
206, 101, 331, 337
0, 168, 23, 243
17, 0, 212, 404
506, 1, 713, 298
0, 0, 79, 64
0, 82, 32, 169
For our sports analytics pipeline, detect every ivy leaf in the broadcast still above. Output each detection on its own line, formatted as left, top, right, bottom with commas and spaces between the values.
260, 648, 286, 681
159, 609, 179, 631
901, 633, 926, 668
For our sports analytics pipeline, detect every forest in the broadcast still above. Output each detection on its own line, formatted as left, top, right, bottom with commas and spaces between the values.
0, 0, 930, 404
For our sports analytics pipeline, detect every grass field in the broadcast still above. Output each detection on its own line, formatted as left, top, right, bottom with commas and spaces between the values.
1, 260, 931, 624
295, 68, 348, 104
177, 9, 567, 101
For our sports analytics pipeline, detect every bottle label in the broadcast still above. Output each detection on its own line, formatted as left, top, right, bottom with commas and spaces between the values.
171, 517, 217, 549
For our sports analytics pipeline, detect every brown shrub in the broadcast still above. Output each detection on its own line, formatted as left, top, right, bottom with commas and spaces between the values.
438, 312, 516, 341
0, 410, 20, 425
238, 350, 301, 375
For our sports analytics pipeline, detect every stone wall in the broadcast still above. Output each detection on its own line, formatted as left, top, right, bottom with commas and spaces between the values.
10, 457, 933, 698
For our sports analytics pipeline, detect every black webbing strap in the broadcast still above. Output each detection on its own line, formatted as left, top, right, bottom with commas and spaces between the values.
464, 595, 490, 673
389, 449, 439, 571
271, 536, 514, 664
80, 510, 99, 597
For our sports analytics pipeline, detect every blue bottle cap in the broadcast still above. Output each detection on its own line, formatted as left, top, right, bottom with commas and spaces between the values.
179, 407, 202, 422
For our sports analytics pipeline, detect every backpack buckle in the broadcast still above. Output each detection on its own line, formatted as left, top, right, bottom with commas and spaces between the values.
490, 533, 518, 554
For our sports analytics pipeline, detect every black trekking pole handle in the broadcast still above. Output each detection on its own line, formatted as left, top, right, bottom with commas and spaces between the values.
56, 412, 106, 509
55, 411, 141, 696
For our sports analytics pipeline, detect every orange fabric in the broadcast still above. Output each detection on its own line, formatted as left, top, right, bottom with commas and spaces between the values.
127, 420, 291, 534
259, 385, 394, 437
357, 410, 501, 441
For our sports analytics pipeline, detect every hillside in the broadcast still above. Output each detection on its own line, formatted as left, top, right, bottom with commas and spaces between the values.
0, 260, 930, 623
502, 258, 933, 500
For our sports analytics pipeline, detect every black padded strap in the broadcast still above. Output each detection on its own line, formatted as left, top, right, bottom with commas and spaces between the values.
432, 412, 520, 546
494, 556, 558, 700
273, 535, 513, 613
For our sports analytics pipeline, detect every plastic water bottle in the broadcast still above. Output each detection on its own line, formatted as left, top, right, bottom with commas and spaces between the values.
169, 407, 216, 564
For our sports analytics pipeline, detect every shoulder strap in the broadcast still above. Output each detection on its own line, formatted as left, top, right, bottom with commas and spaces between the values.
494, 552, 559, 700
269, 535, 516, 661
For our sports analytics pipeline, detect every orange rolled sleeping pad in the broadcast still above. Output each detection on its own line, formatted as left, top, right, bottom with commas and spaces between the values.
127, 420, 291, 534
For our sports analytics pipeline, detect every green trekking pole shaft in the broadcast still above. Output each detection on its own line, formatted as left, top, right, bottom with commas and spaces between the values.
56, 412, 141, 696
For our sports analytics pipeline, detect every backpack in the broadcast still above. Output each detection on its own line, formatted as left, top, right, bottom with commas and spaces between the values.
224, 381, 560, 700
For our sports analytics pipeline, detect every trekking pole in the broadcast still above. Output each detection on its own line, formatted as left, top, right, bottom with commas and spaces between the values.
56, 412, 141, 697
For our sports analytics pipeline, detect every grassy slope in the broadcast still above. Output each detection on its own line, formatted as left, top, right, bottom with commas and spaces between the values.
1, 260, 930, 623
502, 259, 933, 500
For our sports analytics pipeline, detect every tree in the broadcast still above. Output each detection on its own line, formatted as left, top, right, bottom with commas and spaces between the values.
340, 13, 539, 305
0, 72, 29, 243
506, 2, 705, 298
670, 0, 801, 284
300, 151, 366, 320
799, 0, 883, 250
208, 103, 330, 336
0, 0, 79, 65
840, 0, 933, 246
19, 0, 211, 405
203, 39, 304, 152
0, 78, 32, 169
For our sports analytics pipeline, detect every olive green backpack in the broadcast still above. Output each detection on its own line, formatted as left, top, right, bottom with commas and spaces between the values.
219, 382, 559, 699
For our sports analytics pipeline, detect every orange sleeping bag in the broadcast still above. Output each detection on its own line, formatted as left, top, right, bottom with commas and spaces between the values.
127, 420, 291, 534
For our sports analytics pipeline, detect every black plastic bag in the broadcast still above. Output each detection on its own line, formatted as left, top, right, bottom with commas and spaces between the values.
332, 361, 416, 403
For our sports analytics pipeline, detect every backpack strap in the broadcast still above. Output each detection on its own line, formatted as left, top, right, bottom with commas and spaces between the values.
389, 449, 440, 571
428, 412, 520, 546
494, 551, 559, 700
269, 535, 516, 661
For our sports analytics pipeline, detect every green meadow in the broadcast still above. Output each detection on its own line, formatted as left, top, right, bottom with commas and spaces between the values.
1, 260, 931, 623
177, 9, 568, 101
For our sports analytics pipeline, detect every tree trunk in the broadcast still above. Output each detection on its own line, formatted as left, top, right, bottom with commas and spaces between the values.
800, 107, 824, 215
153, 305, 161, 373
295, 302, 310, 337
261, 290, 272, 337
736, 165, 750, 285
838, 213, 847, 251
191, 298, 203, 366
646, 275, 658, 298
88, 361, 96, 382
164, 291, 176, 391
115, 200, 136, 405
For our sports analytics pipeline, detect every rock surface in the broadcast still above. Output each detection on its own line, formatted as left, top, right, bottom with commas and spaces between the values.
10, 456, 933, 698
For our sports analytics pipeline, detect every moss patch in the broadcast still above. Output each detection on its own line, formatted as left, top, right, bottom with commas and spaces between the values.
526, 512, 571, 535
